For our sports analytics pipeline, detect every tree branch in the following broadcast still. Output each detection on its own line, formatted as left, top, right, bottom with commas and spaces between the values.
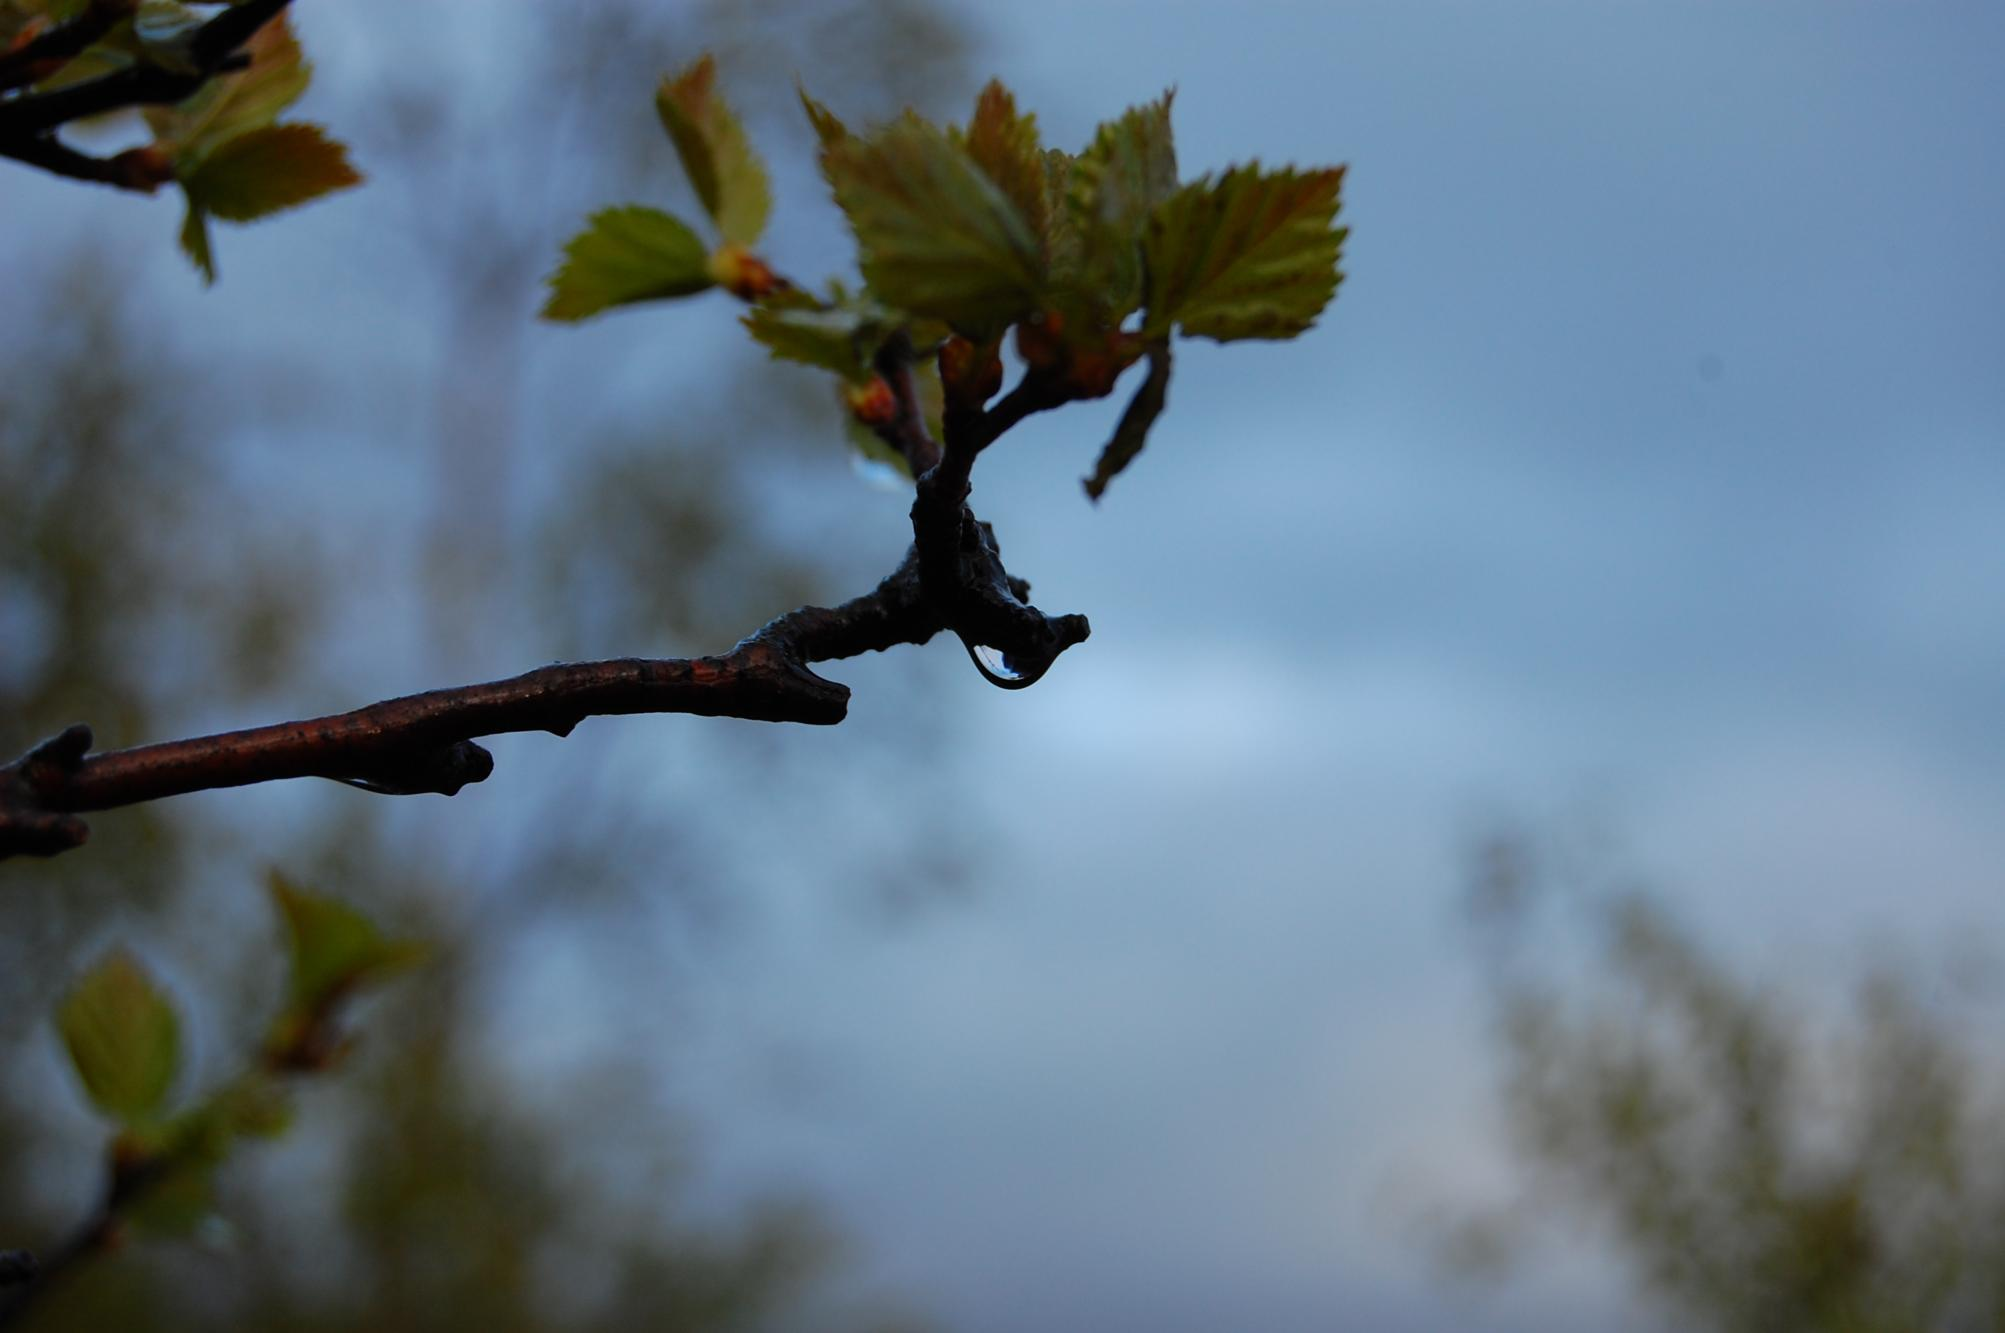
0, 134, 168, 190
0, 1195, 118, 1329
0, 0, 290, 185
0, 0, 133, 94
0, 939, 394, 1328
866, 333, 943, 476
0, 180, 1100, 860
0, 580, 891, 858
0, 510, 1095, 863
2, 462, 1089, 861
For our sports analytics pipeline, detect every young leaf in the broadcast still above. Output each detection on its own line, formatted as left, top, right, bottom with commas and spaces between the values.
797, 83, 848, 150
741, 298, 893, 381
140, 14, 361, 282
796, 82, 849, 195
145, 14, 309, 163
1061, 92, 1177, 319
1072, 93, 1178, 236
959, 80, 1046, 246
182, 123, 361, 222
1084, 340, 1172, 501
542, 206, 716, 322
179, 200, 216, 284
655, 55, 771, 248
57, 951, 181, 1125
1143, 163, 1346, 341
1039, 147, 1082, 286
269, 871, 424, 1020
825, 113, 1042, 336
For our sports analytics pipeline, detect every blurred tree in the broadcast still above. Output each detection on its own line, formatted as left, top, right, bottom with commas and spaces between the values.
1, 3, 980, 1325
1454, 832, 2005, 1332
0, 257, 929, 1332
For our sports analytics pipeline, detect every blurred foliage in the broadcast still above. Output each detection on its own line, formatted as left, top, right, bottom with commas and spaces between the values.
0, 264, 306, 945
1456, 831, 2005, 1332
534, 439, 822, 659
0, 260, 928, 1332
2, 1, 979, 1327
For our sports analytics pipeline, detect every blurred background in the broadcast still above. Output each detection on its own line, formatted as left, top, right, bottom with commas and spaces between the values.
3, 2, 2003, 1329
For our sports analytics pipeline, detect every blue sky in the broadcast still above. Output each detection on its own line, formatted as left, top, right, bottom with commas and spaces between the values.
10, 2, 2005, 1328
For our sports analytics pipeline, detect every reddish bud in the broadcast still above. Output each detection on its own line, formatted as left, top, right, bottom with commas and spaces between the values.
1014, 311, 1066, 370
845, 375, 898, 426
1067, 330, 1146, 400
109, 1132, 153, 1175
940, 335, 1003, 408
709, 244, 781, 301
1067, 351, 1121, 400
110, 146, 176, 192
3, 17, 48, 55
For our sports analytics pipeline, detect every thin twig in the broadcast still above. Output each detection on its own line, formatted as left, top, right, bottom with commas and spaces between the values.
0, 574, 922, 857
0, 135, 167, 189
943, 364, 1078, 483
1, 471, 1089, 861
0, 0, 292, 185
868, 333, 943, 476
0, 0, 132, 94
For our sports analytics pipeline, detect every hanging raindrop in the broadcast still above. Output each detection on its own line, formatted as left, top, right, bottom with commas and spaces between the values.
963, 639, 1047, 689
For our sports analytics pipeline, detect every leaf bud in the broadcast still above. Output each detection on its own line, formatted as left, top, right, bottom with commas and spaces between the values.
708, 243, 780, 300
1013, 311, 1066, 370
844, 374, 898, 426
940, 335, 1003, 408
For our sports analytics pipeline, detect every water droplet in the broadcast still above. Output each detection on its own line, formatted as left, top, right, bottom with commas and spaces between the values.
964, 639, 1046, 689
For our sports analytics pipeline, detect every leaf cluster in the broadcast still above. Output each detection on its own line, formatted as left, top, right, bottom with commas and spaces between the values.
544, 55, 1347, 497
1, 2, 360, 280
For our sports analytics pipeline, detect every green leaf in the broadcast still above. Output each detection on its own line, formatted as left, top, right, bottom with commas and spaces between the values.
655, 55, 771, 248
1143, 163, 1346, 341
796, 82, 848, 195
1084, 341, 1172, 500
1072, 93, 1178, 236
825, 113, 1042, 337
57, 951, 181, 1125
138, 15, 359, 284
178, 198, 215, 284
741, 297, 893, 382
542, 206, 716, 322
1039, 147, 1081, 286
269, 871, 424, 1020
797, 83, 848, 150
182, 122, 362, 222
1061, 93, 1177, 319
146, 14, 309, 163
958, 80, 1046, 247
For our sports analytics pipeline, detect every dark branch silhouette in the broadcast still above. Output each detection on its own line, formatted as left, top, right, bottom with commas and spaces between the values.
0, 0, 292, 189
2, 430, 1092, 861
